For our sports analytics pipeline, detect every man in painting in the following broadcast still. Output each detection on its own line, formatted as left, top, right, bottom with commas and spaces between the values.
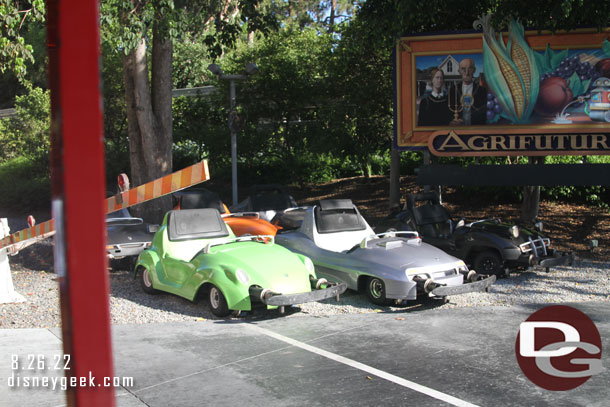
417, 68, 453, 126
448, 58, 487, 125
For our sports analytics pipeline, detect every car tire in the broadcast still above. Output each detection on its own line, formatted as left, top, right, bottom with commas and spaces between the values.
139, 267, 157, 294
365, 277, 392, 306
208, 285, 231, 317
473, 251, 503, 276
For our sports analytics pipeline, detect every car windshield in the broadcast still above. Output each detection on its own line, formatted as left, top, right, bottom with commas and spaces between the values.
315, 207, 366, 234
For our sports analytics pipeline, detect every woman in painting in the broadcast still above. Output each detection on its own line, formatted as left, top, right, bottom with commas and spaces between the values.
418, 68, 453, 126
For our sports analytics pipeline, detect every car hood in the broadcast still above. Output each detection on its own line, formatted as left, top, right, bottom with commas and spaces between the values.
352, 237, 463, 272
204, 242, 311, 294
467, 221, 545, 243
468, 220, 513, 235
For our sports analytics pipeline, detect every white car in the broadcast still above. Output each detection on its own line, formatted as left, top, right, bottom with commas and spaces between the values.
274, 199, 495, 305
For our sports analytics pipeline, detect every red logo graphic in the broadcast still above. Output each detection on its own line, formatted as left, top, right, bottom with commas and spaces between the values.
515, 305, 603, 391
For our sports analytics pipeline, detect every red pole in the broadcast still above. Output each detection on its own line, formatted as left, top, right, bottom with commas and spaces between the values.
47, 0, 115, 405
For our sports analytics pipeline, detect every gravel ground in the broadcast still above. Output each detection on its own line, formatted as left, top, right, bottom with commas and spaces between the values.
1, 251, 609, 329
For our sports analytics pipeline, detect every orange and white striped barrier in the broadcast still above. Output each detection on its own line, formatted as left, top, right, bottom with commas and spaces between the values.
0, 160, 210, 253
0, 218, 56, 255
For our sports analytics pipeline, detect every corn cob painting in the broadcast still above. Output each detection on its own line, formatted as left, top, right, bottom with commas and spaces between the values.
474, 15, 539, 124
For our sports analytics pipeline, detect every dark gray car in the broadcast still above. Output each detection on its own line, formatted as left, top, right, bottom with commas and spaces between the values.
106, 208, 157, 265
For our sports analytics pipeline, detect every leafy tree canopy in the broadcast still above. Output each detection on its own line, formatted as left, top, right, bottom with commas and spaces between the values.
0, 0, 45, 82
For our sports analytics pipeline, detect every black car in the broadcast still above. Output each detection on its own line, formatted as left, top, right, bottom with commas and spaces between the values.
106, 208, 157, 268
374, 192, 573, 276
233, 184, 298, 221
172, 188, 228, 212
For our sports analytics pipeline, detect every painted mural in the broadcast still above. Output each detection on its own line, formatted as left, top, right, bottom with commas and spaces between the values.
414, 17, 610, 128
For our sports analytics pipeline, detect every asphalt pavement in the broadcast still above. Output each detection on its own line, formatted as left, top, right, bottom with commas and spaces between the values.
1, 303, 609, 407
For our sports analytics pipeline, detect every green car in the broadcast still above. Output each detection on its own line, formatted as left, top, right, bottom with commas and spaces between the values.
134, 208, 346, 317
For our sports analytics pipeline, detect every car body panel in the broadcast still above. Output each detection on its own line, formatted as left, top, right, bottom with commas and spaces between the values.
222, 214, 279, 236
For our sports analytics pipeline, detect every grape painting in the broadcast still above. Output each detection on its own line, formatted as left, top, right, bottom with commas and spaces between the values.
484, 22, 610, 124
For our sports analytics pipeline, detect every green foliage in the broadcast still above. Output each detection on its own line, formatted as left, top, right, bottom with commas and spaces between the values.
192, 27, 340, 178
541, 156, 610, 207
172, 36, 216, 89
0, 157, 50, 211
0, 0, 45, 83
0, 87, 50, 173
101, 38, 130, 182
493, 0, 610, 32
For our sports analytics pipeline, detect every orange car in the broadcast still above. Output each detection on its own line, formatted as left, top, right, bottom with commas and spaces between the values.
172, 188, 278, 237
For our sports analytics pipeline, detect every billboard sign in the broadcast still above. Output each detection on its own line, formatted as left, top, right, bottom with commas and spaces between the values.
394, 16, 610, 156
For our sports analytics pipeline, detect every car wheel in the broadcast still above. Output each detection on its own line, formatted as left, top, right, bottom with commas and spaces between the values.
139, 267, 157, 294
473, 251, 503, 276
365, 277, 392, 306
208, 285, 231, 317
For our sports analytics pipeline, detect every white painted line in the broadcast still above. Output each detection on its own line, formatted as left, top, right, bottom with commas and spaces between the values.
247, 324, 479, 407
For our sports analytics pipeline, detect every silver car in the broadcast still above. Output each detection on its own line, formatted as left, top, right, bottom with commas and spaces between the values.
274, 199, 495, 305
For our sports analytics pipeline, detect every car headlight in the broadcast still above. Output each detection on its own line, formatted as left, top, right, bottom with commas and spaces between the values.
304, 257, 315, 273
509, 225, 519, 238
236, 269, 250, 284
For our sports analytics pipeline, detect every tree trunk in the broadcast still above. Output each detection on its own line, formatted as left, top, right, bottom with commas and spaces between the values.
122, 22, 173, 223
329, 0, 336, 32
520, 157, 543, 224
151, 19, 173, 178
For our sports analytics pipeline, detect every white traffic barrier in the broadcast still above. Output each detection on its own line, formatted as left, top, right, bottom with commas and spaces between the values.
0, 218, 25, 304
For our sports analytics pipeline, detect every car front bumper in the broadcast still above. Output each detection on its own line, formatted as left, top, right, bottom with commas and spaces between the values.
263, 283, 347, 306
532, 250, 574, 269
107, 242, 150, 259
503, 246, 573, 272
430, 274, 496, 297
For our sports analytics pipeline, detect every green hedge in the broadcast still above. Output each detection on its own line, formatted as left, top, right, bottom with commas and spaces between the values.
0, 157, 50, 211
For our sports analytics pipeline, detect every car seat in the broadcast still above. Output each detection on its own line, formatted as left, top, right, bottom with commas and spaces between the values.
162, 209, 232, 262
312, 199, 373, 252
407, 192, 453, 239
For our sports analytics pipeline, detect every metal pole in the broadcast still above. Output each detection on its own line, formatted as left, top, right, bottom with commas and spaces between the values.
229, 79, 238, 206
